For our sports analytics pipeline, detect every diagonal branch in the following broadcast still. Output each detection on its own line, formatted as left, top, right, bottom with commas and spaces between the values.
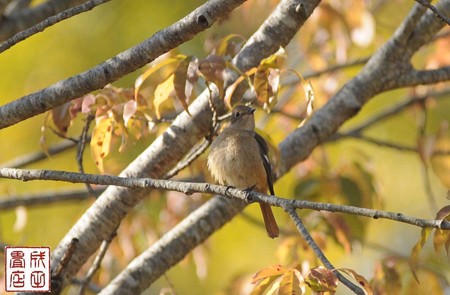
284, 205, 364, 294
0, 0, 247, 129
0, 0, 85, 41
0, 0, 111, 53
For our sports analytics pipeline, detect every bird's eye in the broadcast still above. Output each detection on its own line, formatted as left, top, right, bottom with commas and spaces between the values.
234, 112, 240, 117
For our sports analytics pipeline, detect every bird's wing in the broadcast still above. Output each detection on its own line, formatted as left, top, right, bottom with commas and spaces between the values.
254, 132, 275, 195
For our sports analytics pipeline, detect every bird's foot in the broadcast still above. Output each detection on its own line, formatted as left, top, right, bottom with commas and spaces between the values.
243, 185, 256, 202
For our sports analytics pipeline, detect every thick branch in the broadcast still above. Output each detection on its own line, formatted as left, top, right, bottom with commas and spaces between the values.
278, 0, 450, 174
0, 0, 246, 129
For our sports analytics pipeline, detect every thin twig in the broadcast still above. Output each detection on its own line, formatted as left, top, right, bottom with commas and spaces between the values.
0, 187, 102, 210
0, 0, 112, 53
0, 139, 76, 168
163, 138, 212, 179
1, 167, 449, 230
77, 115, 96, 194
78, 230, 117, 295
417, 102, 438, 213
284, 205, 365, 295
414, 0, 450, 25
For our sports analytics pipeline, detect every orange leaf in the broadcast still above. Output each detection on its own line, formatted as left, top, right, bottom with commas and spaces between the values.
252, 264, 288, 284
154, 74, 175, 119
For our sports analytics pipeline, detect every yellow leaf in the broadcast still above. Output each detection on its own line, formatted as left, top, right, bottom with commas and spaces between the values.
154, 74, 175, 119
279, 269, 305, 295
134, 54, 185, 100
90, 117, 114, 174
409, 227, 432, 284
215, 34, 246, 57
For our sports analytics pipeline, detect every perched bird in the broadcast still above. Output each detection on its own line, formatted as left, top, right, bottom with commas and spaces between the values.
207, 105, 279, 238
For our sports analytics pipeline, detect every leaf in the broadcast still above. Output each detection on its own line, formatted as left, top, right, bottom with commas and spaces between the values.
82, 94, 97, 115
154, 74, 175, 119
250, 276, 278, 295
198, 55, 226, 97
90, 117, 114, 174
433, 205, 450, 256
409, 227, 432, 284
223, 66, 256, 108
215, 34, 245, 57
123, 100, 137, 126
305, 267, 338, 293
279, 269, 305, 295
298, 79, 315, 128
339, 268, 373, 295
254, 66, 272, 106
134, 54, 185, 99
252, 264, 288, 284
321, 211, 352, 253
435, 205, 450, 220
52, 102, 72, 135
173, 56, 194, 116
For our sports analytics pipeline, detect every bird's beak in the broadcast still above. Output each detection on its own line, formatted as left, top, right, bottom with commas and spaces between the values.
248, 107, 256, 115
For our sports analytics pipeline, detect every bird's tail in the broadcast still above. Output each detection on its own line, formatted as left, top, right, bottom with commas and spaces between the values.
259, 203, 279, 238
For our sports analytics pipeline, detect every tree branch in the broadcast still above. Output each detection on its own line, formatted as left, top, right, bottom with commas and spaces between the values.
15, 2, 321, 292
0, 168, 448, 231
0, 0, 247, 129
415, 0, 450, 25
284, 206, 364, 295
0, 0, 111, 53
0, 0, 85, 41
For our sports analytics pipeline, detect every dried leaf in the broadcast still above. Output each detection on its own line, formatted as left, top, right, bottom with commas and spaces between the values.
434, 205, 450, 256
154, 74, 175, 119
306, 267, 338, 293
435, 205, 450, 220
321, 211, 352, 253
123, 100, 137, 126
173, 56, 194, 116
339, 268, 373, 294
409, 227, 432, 284
52, 102, 72, 135
279, 269, 305, 295
198, 55, 226, 97
82, 94, 97, 115
223, 67, 256, 108
254, 66, 272, 106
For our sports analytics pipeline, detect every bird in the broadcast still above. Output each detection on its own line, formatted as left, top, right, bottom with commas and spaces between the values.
207, 105, 279, 238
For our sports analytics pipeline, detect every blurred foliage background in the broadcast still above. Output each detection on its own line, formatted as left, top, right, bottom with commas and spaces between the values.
1, 0, 449, 294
